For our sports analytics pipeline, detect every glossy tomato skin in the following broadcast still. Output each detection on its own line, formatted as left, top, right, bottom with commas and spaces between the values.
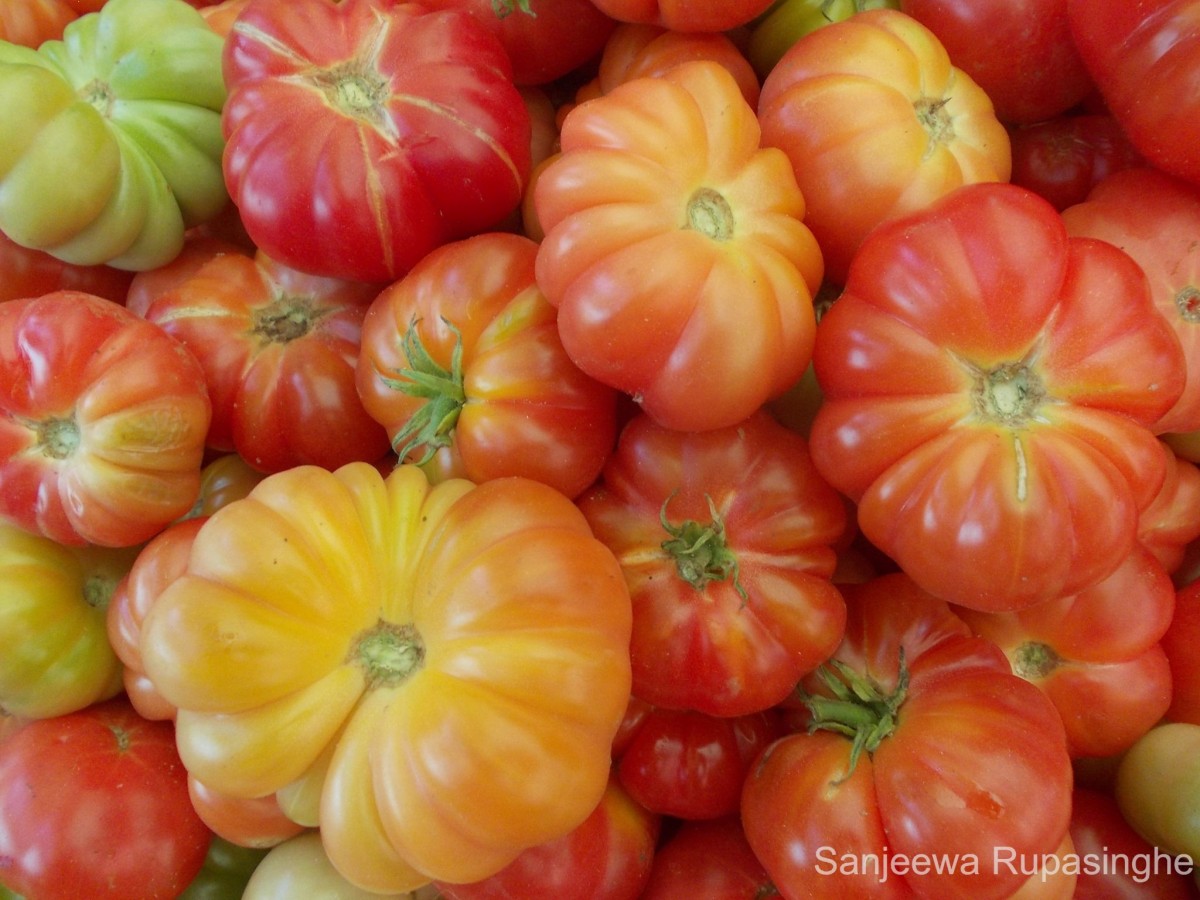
1163, 579, 1200, 725
1068, 0, 1200, 190
588, 0, 776, 31
0, 0, 78, 46
1115, 723, 1200, 864
639, 816, 775, 900
435, 774, 660, 900
0, 229, 134, 304
758, 7, 1011, 285
809, 182, 1186, 612
222, 0, 531, 283
0, 290, 212, 547
899, 0, 1093, 124
0, 696, 213, 900
535, 60, 824, 433
741, 573, 1075, 900
356, 232, 619, 499
578, 410, 847, 716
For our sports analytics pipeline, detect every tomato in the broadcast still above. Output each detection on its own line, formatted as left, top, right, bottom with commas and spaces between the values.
1163, 579, 1200, 725
0, 0, 78, 46
1061, 166, 1200, 436
639, 816, 776, 900
197, 0, 248, 35
0, 229, 134, 304
221, 0, 531, 283
899, 0, 1093, 125
0, 0, 228, 270
1008, 113, 1143, 212
184, 452, 267, 521
435, 774, 660, 899
808, 182, 1186, 612
177, 836, 270, 900
128, 241, 391, 474
535, 60, 824, 432
740, 573, 1074, 899
0, 521, 137, 719
187, 774, 306, 850
1069, 787, 1200, 899
1067, 0, 1200, 190
613, 703, 783, 820
745, 0, 899, 80
1115, 723, 1200, 866
757, 7, 1011, 286
0, 290, 212, 548
356, 232, 619, 499
1138, 442, 1200, 575
138, 462, 632, 892
953, 545, 1176, 758
415, 0, 618, 86
587, 0, 777, 31
577, 410, 846, 715
0, 696, 213, 900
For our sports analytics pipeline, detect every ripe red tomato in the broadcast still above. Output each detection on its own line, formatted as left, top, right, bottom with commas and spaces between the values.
587, 0, 776, 31
0, 229, 133, 304
639, 816, 775, 900
0, 696, 213, 900
1163, 579, 1200, 725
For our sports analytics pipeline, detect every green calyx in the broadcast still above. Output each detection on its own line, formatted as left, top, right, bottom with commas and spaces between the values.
376, 317, 465, 466
491, 0, 535, 18
349, 621, 425, 690
660, 493, 748, 602
799, 648, 909, 783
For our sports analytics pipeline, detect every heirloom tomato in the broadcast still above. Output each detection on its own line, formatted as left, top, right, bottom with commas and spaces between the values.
899, 0, 1093, 125
0, 696, 213, 900
1068, 0, 1200, 190
414, 0, 618, 86
0, 290, 211, 548
177, 836, 270, 900
0, 0, 77, 46
187, 774, 305, 850
1163, 579, 1200, 725
0, 229, 133, 304
435, 774, 660, 900
808, 182, 1186, 612
1061, 167, 1200, 435
741, 573, 1074, 900
587, 0, 776, 31
0, 521, 136, 718
128, 239, 390, 473
639, 816, 775, 900
138, 462, 632, 892
1115, 723, 1200, 865
578, 410, 846, 716
954, 545, 1176, 758
356, 232, 618, 499
221, 0, 531, 283
757, 7, 1011, 286
0, 0, 228, 270
535, 60, 824, 432
745, 0, 899, 80
1138, 441, 1200, 575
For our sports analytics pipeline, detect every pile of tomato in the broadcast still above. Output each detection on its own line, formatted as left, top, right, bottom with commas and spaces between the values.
2, 0, 1200, 897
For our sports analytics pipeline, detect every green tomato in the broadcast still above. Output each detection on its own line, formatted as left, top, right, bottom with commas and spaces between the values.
1115, 722, 1200, 865
746, 0, 899, 78
177, 836, 271, 900
0, 0, 227, 270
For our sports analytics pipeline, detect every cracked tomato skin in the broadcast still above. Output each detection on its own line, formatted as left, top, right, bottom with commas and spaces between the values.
221, 0, 531, 283
0, 290, 212, 548
808, 182, 1186, 613
138, 462, 632, 893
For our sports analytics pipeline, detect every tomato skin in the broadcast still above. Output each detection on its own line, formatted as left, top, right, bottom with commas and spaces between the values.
535, 60, 824, 433
578, 410, 847, 717
1067, 0, 1200, 190
1163, 579, 1200, 725
1115, 723, 1200, 865
435, 775, 660, 900
138, 463, 633, 892
639, 816, 775, 900
187, 775, 306, 850
0, 229, 134, 304
899, 0, 1093, 124
741, 573, 1074, 900
587, 0, 777, 31
0, 291, 212, 548
809, 182, 1186, 612
177, 836, 270, 900
356, 232, 619, 499
221, 0, 531, 283
0, 0, 78, 46
745, 0, 900, 80
1139, 443, 1200, 575
758, 7, 1011, 285
1008, 114, 1143, 212
0, 696, 213, 900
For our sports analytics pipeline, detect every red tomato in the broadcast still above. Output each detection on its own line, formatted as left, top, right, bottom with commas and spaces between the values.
1138, 442, 1200, 575
587, 0, 776, 31
577, 410, 847, 716
0, 229, 134, 304
809, 182, 1186, 612
613, 703, 783, 820
221, 0, 532, 282
741, 573, 1074, 899
1068, 0, 1200, 190
1163, 579, 1200, 725
1008, 113, 1143, 212
128, 243, 391, 474
415, 0, 617, 86
1062, 166, 1200, 435
435, 774, 659, 900
0, 291, 211, 547
0, 697, 213, 900
356, 232, 619, 498
899, 0, 1094, 124
639, 816, 775, 900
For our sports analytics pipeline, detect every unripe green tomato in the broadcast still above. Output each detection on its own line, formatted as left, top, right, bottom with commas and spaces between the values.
1115, 722, 1200, 865
746, 0, 899, 78
177, 836, 271, 900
